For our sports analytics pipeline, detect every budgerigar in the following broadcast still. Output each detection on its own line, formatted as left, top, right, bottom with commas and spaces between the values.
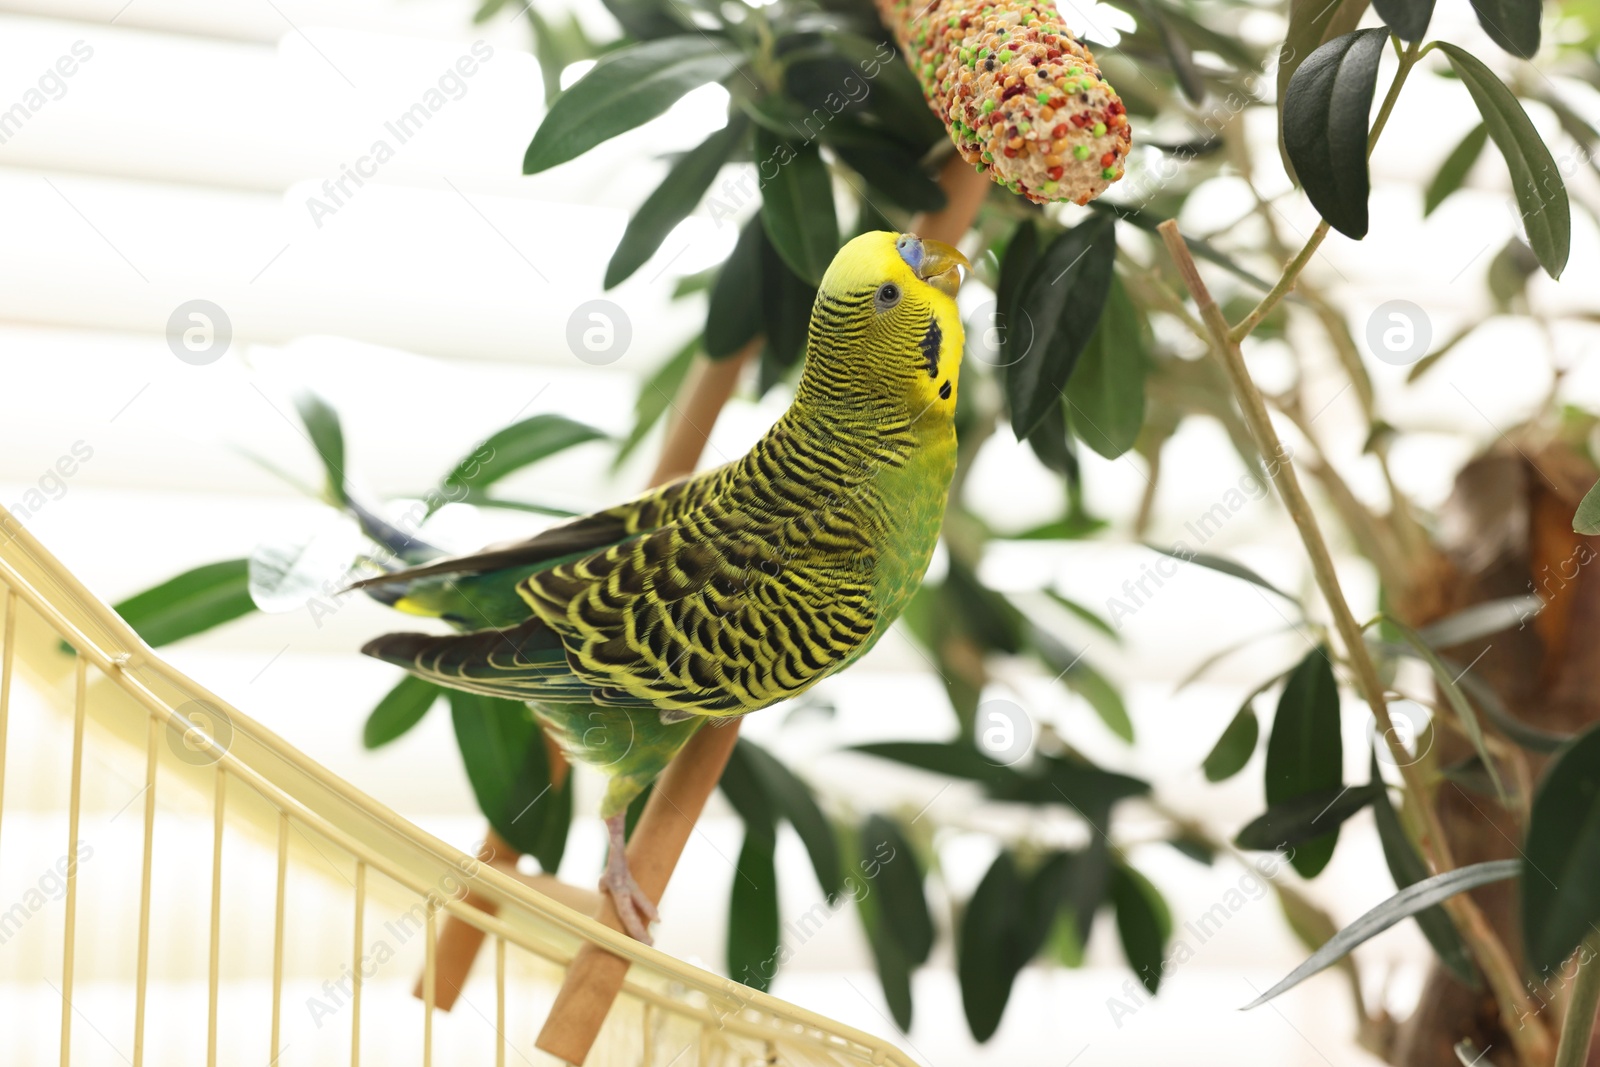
358, 231, 968, 942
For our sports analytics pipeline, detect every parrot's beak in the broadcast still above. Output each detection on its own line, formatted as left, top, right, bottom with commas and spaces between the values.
914, 239, 969, 298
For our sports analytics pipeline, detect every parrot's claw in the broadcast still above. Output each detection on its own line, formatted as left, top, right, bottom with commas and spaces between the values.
603, 813, 658, 944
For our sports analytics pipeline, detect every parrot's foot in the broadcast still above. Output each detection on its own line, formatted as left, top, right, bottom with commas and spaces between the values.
602, 813, 658, 944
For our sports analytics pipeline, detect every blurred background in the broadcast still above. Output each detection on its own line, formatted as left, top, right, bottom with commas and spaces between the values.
0, 0, 1596, 1064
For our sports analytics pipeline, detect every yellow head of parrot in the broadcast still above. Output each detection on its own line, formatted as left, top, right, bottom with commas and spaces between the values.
806, 231, 971, 415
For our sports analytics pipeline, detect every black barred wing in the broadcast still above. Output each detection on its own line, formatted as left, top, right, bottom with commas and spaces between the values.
518, 518, 880, 715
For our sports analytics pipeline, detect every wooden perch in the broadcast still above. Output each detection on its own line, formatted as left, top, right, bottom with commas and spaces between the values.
536, 154, 992, 1065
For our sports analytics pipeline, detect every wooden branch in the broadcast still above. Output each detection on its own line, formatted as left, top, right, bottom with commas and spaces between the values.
1157, 219, 1552, 1067
536, 155, 991, 1064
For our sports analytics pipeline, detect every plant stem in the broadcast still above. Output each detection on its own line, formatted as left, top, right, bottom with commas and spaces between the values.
1227, 223, 1328, 344
1227, 34, 1426, 347
1156, 220, 1552, 1066
1555, 933, 1600, 1067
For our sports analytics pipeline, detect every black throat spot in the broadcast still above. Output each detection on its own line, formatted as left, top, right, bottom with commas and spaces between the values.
919, 317, 942, 379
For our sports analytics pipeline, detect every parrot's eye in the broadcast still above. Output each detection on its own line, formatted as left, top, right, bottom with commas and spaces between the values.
874, 283, 902, 311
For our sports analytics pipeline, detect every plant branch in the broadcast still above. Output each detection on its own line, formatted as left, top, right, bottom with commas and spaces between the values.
1555, 933, 1600, 1067
1156, 220, 1552, 1065
1227, 222, 1329, 344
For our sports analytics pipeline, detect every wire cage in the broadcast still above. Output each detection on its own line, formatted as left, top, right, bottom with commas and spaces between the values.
0, 516, 915, 1067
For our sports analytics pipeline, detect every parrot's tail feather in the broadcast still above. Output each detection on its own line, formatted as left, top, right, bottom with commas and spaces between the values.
362, 619, 559, 696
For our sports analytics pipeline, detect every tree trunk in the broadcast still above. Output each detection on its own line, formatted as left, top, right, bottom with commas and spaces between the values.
1391, 441, 1600, 1067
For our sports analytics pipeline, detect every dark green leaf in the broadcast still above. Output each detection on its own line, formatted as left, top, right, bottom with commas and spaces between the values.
605, 117, 747, 288
437, 414, 606, 507
1466, 0, 1540, 58
833, 143, 947, 213
728, 831, 780, 992
1265, 647, 1344, 877
1371, 0, 1434, 41
1235, 783, 1380, 850
449, 691, 569, 871
861, 815, 933, 965
758, 227, 817, 377
1487, 237, 1539, 310
995, 220, 1040, 351
1066, 274, 1147, 460
363, 675, 441, 749
1245, 860, 1519, 1008
1281, 28, 1389, 240
1424, 123, 1489, 217
705, 215, 765, 359
958, 850, 1026, 1041
1574, 477, 1600, 534
1026, 397, 1076, 477
1111, 864, 1172, 994
1521, 722, 1600, 975
1203, 704, 1260, 782
113, 560, 256, 648
1275, 0, 1370, 179
524, 38, 738, 174
614, 335, 698, 468
858, 840, 914, 1029
1017, 851, 1075, 962
757, 129, 839, 286
1147, 545, 1301, 606
740, 739, 845, 902
1370, 753, 1479, 987
1437, 43, 1569, 278
294, 390, 349, 503
1168, 834, 1217, 865
851, 740, 1005, 782
1008, 215, 1118, 438
719, 738, 779, 839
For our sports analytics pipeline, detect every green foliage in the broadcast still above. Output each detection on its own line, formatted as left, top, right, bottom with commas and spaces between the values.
1247, 861, 1519, 1008
1521, 723, 1600, 976
1436, 43, 1570, 278
1111, 863, 1173, 994
523, 37, 739, 174
756, 130, 840, 287
448, 690, 571, 872
728, 831, 781, 991
1424, 123, 1488, 216
1006, 215, 1118, 439
606, 116, 748, 288
294, 390, 349, 504
1370, 753, 1479, 987
1371, 0, 1434, 41
1465, 0, 1541, 57
1234, 783, 1380, 849
1576, 477, 1600, 534
1066, 275, 1148, 460
1263, 648, 1344, 878
1202, 704, 1259, 782
1281, 28, 1389, 239
958, 850, 1027, 1041
437, 414, 608, 507
113, 560, 257, 648
363, 675, 442, 749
